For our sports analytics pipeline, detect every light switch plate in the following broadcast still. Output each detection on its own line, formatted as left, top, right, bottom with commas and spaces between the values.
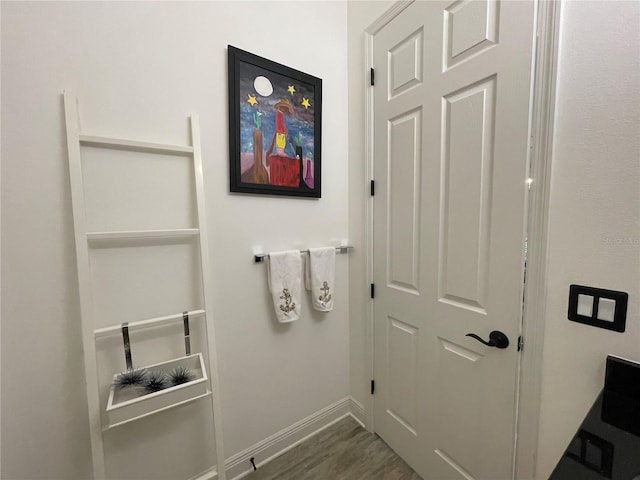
568, 285, 628, 332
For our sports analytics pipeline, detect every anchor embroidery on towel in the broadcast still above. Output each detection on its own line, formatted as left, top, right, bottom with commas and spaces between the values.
318, 281, 332, 305
279, 288, 296, 315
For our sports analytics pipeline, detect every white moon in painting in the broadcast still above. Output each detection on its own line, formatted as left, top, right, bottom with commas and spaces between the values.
254, 76, 273, 97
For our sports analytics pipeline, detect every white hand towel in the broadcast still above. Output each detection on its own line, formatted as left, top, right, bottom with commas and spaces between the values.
267, 250, 302, 323
305, 247, 336, 312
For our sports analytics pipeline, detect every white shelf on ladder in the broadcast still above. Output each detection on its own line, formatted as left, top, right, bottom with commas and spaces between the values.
86, 228, 200, 242
79, 134, 194, 155
63, 90, 226, 480
93, 309, 206, 339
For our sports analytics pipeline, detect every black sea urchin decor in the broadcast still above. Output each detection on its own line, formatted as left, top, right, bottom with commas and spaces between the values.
106, 354, 207, 426
139, 371, 169, 395
113, 368, 148, 390
168, 366, 196, 386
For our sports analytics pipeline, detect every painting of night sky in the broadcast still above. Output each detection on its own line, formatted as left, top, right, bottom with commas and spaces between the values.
228, 46, 322, 198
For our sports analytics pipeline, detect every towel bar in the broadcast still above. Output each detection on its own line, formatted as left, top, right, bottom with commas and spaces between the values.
254, 246, 353, 263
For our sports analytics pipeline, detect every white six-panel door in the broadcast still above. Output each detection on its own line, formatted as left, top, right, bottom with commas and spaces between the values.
373, 1, 536, 479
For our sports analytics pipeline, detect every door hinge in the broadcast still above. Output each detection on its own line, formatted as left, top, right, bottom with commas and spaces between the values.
518, 336, 523, 352
370, 180, 375, 196
370, 283, 375, 299
370, 67, 375, 86
371, 380, 375, 395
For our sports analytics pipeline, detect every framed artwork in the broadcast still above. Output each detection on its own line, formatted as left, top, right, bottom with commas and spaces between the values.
228, 45, 322, 198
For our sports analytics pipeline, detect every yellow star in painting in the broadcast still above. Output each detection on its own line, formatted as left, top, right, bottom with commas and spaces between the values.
301, 97, 311, 109
247, 94, 258, 106
287, 85, 296, 95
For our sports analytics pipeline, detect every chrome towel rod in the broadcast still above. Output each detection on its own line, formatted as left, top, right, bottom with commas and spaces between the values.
254, 246, 353, 263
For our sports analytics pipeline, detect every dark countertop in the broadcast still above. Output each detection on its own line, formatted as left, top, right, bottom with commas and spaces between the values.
550, 356, 640, 480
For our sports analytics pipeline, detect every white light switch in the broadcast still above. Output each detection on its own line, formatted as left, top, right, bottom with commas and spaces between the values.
577, 294, 594, 316
598, 298, 616, 322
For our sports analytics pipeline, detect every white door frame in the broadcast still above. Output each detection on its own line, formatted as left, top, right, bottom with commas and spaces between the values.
362, 1, 561, 478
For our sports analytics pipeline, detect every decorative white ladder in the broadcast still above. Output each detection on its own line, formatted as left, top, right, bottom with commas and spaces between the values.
63, 91, 226, 480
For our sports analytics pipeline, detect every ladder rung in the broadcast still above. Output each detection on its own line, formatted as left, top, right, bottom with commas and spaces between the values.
86, 228, 200, 241
94, 309, 206, 339
79, 135, 194, 155
102, 391, 212, 430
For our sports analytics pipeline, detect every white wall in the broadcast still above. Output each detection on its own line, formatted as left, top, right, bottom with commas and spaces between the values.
536, 1, 640, 478
347, 0, 394, 423
3, 0, 638, 478
1, 2, 348, 479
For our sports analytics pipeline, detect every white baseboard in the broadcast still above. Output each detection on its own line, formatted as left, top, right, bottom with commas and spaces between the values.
227, 396, 351, 480
349, 396, 366, 428
189, 466, 217, 480
189, 395, 364, 480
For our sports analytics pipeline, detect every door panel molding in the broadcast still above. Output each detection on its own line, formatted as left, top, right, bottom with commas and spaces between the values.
386, 315, 419, 435
388, 27, 424, 99
444, 0, 500, 71
439, 75, 496, 312
362, 1, 561, 479
434, 448, 477, 480
438, 337, 484, 363
387, 108, 423, 294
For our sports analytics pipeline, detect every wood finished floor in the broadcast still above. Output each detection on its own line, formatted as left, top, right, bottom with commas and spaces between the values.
244, 416, 422, 480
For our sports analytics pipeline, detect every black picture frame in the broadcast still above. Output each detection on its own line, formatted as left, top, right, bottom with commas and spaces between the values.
228, 46, 322, 198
